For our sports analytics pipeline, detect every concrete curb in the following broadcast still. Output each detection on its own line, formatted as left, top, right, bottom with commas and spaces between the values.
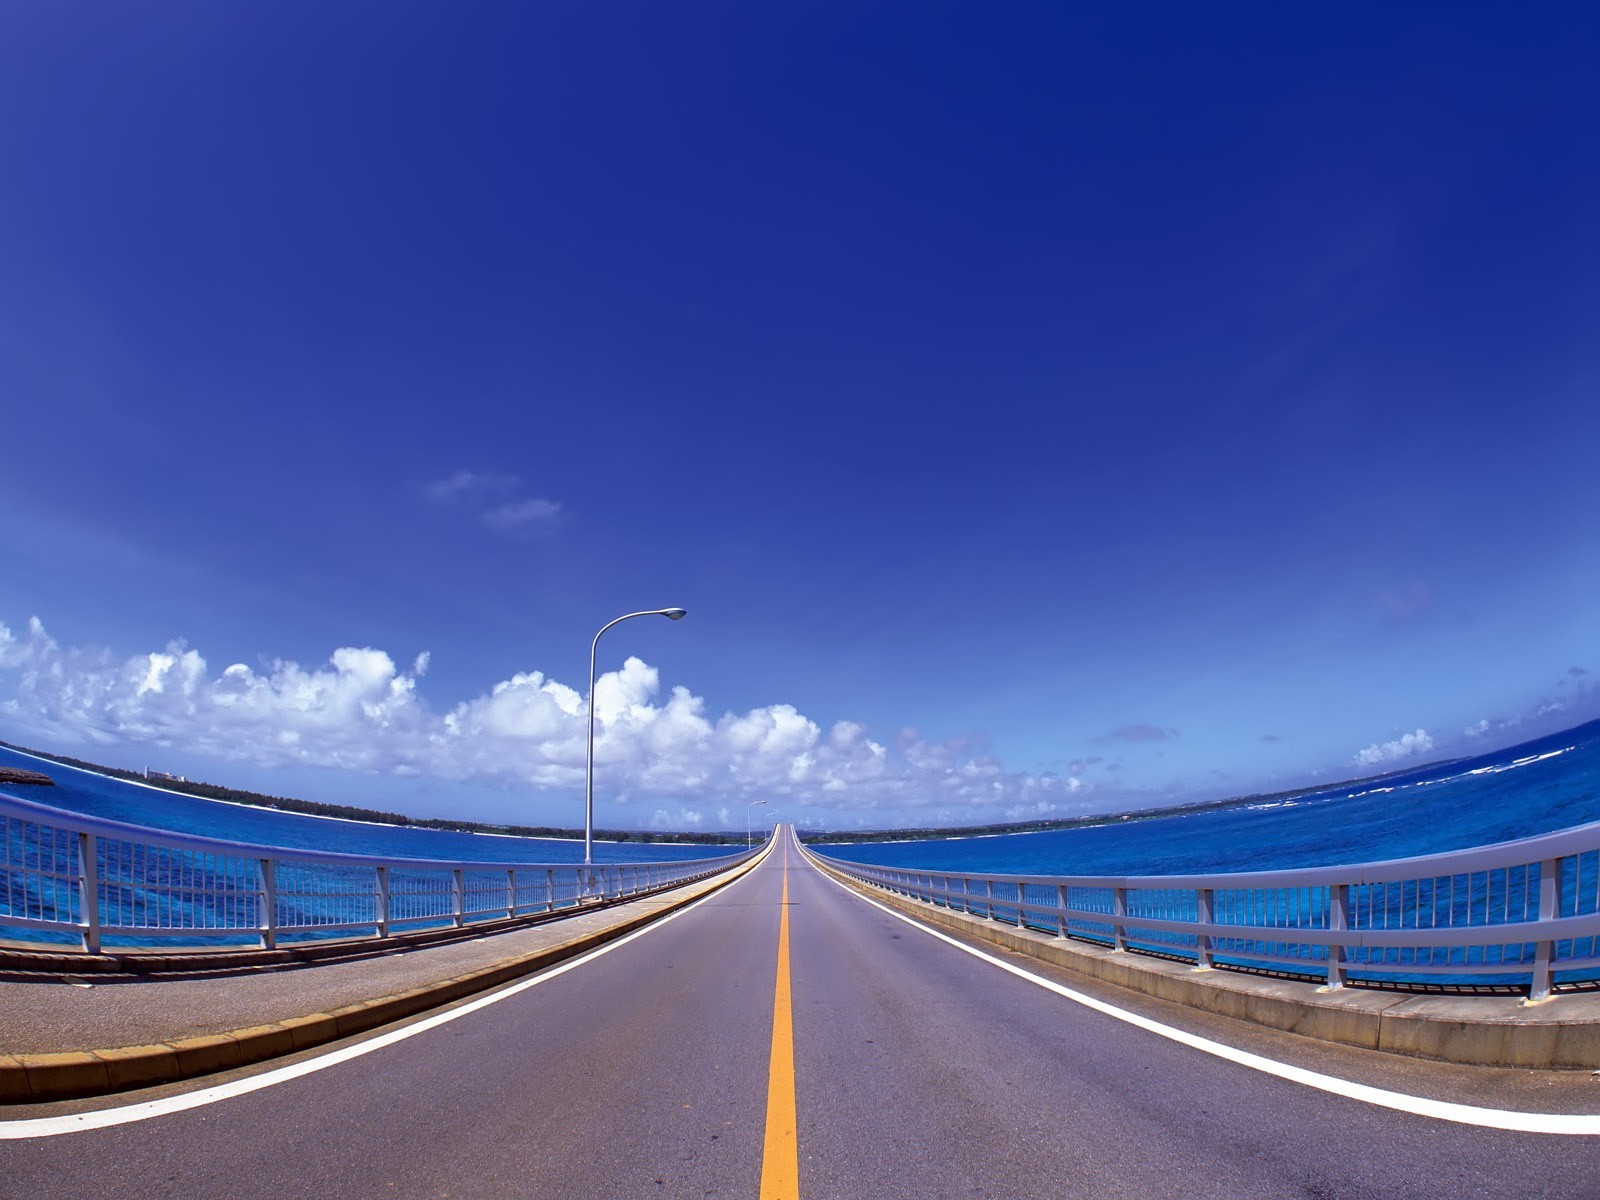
0, 851, 768, 1104
808, 856, 1600, 1071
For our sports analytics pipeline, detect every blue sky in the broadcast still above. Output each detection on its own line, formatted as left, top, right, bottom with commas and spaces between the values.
1, 4, 1596, 832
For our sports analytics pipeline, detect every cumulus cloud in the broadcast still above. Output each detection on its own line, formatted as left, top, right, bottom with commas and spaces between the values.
0, 615, 1101, 827
1354, 729, 1434, 767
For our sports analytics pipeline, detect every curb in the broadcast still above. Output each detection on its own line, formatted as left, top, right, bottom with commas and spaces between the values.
1, 850, 768, 1104
807, 855, 1600, 1071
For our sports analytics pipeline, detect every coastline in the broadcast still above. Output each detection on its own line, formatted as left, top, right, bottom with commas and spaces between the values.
0, 740, 727, 847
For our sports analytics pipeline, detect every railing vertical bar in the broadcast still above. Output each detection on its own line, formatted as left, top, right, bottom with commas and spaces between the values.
1530, 857, 1561, 1002
1325, 883, 1348, 990
259, 857, 277, 949
78, 831, 100, 954
375, 865, 390, 938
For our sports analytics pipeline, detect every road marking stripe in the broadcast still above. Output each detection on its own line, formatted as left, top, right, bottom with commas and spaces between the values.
760, 838, 801, 1198
810, 855, 1600, 1137
0, 842, 778, 1140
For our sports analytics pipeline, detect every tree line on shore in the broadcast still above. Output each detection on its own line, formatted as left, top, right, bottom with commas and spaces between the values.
0, 740, 740, 844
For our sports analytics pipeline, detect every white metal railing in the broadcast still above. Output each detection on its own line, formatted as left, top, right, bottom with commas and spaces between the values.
0, 791, 753, 953
805, 820, 1600, 1000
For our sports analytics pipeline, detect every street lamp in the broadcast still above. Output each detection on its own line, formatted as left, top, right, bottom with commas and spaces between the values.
585, 607, 687, 867
747, 798, 769, 850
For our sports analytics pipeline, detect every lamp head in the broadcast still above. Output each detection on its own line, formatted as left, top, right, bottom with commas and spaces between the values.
661, 608, 688, 620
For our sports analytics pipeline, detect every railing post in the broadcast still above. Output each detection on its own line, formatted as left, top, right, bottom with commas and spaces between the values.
259, 857, 277, 949
1326, 883, 1349, 990
506, 868, 516, 918
375, 865, 390, 938
78, 831, 100, 954
545, 868, 556, 911
452, 868, 465, 927
1194, 887, 1214, 969
1529, 857, 1561, 1002
1112, 886, 1128, 952
1057, 883, 1069, 937
984, 878, 995, 921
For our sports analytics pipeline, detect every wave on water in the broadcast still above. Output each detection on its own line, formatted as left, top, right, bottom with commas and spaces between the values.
822, 718, 1600, 876
1464, 746, 1574, 777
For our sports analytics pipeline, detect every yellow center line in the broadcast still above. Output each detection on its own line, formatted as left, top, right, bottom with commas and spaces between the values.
759, 833, 800, 1199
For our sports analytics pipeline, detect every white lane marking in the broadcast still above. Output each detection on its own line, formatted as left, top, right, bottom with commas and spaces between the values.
0, 843, 776, 1140
807, 856, 1600, 1136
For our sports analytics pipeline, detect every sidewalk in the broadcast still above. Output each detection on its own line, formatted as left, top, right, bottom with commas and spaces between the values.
0, 854, 762, 1103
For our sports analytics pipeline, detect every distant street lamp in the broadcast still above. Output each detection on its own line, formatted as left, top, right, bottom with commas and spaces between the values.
585, 608, 687, 868
747, 798, 769, 850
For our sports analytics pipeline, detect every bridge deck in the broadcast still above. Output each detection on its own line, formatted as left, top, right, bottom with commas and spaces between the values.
4, 830, 1600, 1197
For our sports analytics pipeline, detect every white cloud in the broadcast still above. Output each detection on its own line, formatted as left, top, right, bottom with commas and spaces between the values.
427, 471, 562, 536
481, 498, 562, 532
649, 807, 706, 829
1354, 728, 1434, 767
0, 615, 1101, 827
425, 470, 520, 503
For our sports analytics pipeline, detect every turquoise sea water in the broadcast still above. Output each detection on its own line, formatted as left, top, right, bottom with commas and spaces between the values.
821, 719, 1600, 877
0, 745, 729, 865
4, 719, 1598, 878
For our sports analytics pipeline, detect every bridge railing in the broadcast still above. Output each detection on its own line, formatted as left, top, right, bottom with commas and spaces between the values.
0, 791, 753, 953
806, 821, 1600, 999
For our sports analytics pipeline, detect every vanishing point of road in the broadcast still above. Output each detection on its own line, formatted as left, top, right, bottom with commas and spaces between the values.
5, 828, 1599, 1199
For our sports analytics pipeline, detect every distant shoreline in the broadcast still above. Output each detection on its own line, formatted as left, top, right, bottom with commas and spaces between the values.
802, 760, 1475, 844
6, 723, 1588, 846
0, 739, 740, 846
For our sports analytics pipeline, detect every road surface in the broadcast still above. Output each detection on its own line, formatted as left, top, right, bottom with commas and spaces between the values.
5, 828, 1599, 1198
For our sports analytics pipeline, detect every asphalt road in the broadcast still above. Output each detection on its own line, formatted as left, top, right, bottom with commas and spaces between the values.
5, 829, 1600, 1199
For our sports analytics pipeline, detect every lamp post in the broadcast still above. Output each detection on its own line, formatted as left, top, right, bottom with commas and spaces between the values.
747, 798, 769, 850
585, 608, 687, 868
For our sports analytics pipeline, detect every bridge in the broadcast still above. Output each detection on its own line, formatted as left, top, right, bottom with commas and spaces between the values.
3, 797, 1600, 1196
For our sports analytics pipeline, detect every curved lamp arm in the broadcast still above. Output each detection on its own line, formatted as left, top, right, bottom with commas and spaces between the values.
585, 608, 687, 866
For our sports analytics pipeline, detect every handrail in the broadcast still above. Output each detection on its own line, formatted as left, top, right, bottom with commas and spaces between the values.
0, 790, 755, 954
806, 819, 1600, 1000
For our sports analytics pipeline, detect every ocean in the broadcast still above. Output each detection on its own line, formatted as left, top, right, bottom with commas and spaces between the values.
0, 744, 729, 866
4, 718, 1598, 878
819, 719, 1600, 878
